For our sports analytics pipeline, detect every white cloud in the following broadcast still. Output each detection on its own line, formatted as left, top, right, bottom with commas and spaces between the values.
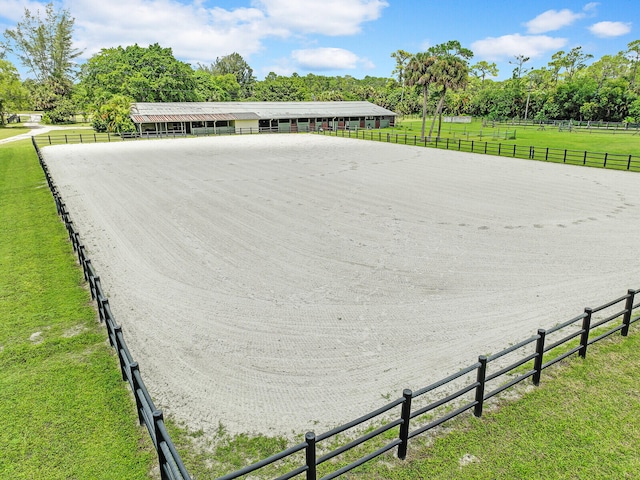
583, 2, 599, 14
254, 0, 389, 36
525, 9, 584, 34
0, 0, 49, 22
471, 34, 567, 61
67, 0, 277, 65
589, 21, 632, 38
292, 48, 362, 70
32, 0, 387, 68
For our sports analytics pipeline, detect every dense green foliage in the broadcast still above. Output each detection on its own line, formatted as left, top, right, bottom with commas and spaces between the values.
79, 43, 201, 104
0, 59, 28, 124
2, 2, 81, 122
0, 141, 154, 478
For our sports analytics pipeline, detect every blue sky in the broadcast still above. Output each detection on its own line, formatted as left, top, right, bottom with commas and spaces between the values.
0, 0, 637, 80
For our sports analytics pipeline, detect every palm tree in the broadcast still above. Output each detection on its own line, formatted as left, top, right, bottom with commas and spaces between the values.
391, 49, 412, 103
429, 56, 469, 139
406, 52, 437, 140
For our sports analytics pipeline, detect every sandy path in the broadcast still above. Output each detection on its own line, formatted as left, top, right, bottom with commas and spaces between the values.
42, 134, 640, 436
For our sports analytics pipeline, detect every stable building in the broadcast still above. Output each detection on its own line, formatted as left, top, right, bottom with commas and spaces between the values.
130, 101, 397, 136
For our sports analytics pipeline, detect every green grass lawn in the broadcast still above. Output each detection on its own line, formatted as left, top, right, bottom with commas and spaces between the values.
0, 125, 31, 140
390, 118, 640, 157
0, 140, 155, 479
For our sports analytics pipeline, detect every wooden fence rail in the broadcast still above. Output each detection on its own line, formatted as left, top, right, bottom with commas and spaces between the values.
32, 136, 640, 480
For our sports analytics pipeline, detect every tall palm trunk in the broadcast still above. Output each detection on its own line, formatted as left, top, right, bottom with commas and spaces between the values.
420, 85, 429, 140
428, 91, 446, 139
437, 89, 447, 138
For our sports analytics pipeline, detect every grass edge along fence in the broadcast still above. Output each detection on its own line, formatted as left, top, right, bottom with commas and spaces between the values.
31, 138, 192, 480
319, 129, 640, 172
33, 136, 640, 480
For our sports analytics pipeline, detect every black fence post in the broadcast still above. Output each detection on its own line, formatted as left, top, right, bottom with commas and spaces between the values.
130, 362, 145, 424
79, 245, 88, 280
85, 260, 96, 299
498, 143, 501, 156
579, 308, 593, 358
100, 297, 110, 324
153, 410, 169, 480
622, 289, 636, 336
474, 356, 488, 417
305, 432, 317, 480
583, 151, 587, 165
113, 326, 128, 380
563, 150, 567, 163
398, 389, 413, 460
628, 155, 632, 170
533, 329, 546, 386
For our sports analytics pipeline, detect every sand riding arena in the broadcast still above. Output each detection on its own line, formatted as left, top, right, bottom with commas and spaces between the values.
42, 134, 640, 437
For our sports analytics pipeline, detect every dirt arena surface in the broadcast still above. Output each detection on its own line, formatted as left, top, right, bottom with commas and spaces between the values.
42, 134, 640, 437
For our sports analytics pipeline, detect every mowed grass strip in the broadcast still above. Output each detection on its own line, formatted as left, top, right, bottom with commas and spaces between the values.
0, 141, 154, 479
0, 125, 31, 140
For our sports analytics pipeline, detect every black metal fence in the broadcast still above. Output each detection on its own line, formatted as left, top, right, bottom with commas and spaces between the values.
320, 129, 640, 172
36, 126, 317, 145
32, 138, 192, 480
32, 136, 640, 480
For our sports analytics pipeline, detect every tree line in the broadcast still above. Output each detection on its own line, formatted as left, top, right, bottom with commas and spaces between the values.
1, 3, 640, 132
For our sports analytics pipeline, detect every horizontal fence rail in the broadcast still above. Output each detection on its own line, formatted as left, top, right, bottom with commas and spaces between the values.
35, 125, 320, 146
318, 129, 640, 172
33, 136, 640, 479
479, 118, 640, 134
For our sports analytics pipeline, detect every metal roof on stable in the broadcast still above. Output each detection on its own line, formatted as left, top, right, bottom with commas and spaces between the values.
130, 101, 397, 123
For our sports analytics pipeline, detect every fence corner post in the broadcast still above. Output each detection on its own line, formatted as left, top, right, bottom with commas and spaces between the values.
398, 389, 413, 460
622, 289, 636, 336
533, 329, 546, 386
579, 308, 593, 358
305, 431, 317, 480
474, 356, 488, 417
